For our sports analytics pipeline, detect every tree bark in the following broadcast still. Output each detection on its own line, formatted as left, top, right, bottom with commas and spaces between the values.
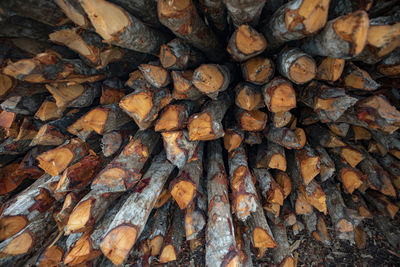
162, 130, 199, 169
277, 48, 316, 84
159, 38, 205, 70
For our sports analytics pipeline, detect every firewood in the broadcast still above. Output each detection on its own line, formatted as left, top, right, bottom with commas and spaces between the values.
224, 0, 266, 27
64, 192, 130, 265
0, 174, 55, 242
224, 126, 244, 152
192, 64, 231, 99
171, 70, 204, 100
159, 38, 205, 70
0, 110, 19, 139
149, 200, 171, 257
3, 52, 105, 83
352, 125, 372, 141
100, 151, 175, 265
369, 130, 400, 160
227, 25, 267, 62
342, 63, 379, 91
198, 0, 227, 33
37, 138, 89, 176
155, 101, 196, 132
233, 219, 253, 266
328, 122, 350, 137
55, 190, 89, 229
274, 170, 292, 199
255, 141, 286, 171
55, 153, 103, 193
306, 124, 346, 147
323, 182, 363, 242
295, 143, 321, 185
205, 140, 239, 267
0, 0, 67, 26
157, 0, 223, 59
300, 81, 358, 123
342, 192, 373, 219
262, 77, 296, 113
376, 47, 400, 77
373, 214, 400, 249
100, 83, 126, 106
187, 93, 231, 141
35, 235, 67, 267
272, 111, 293, 128
316, 57, 345, 82
337, 145, 364, 168
234, 82, 264, 111
119, 84, 172, 128
162, 130, 198, 169
241, 56, 275, 85
355, 16, 400, 64
79, 0, 170, 55
302, 11, 370, 59
68, 104, 131, 140
236, 108, 268, 132
109, 0, 161, 28
184, 184, 206, 240
377, 154, 400, 190
270, 223, 295, 267
244, 131, 263, 146
91, 129, 159, 192
158, 204, 185, 263
277, 48, 316, 84
170, 142, 203, 209
364, 190, 399, 219
1, 87, 47, 115
313, 215, 331, 246
264, 126, 305, 150
263, 0, 330, 50
0, 74, 16, 100
101, 131, 123, 157
55, 0, 91, 28
154, 187, 172, 209
138, 63, 170, 88
34, 100, 62, 122
228, 144, 258, 221
315, 145, 335, 182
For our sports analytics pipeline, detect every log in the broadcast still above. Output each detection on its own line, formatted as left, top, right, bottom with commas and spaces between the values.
264, 126, 305, 149
253, 168, 284, 206
155, 101, 197, 132
55, 190, 89, 229
236, 108, 268, 132
241, 56, 275, 85
0, 74, 16, 100
3, 52, 104, 83
227, 25, 267, 62
159, 38, 205, 70
373, 215, 400, 250
270, 223, 295, 267
274, 170, 292, 199
364, 190, 399, 219
34, 101, 62, 121
119, 84, 172, 128
376, 47, 400, 77
171, 70, 204, 100
342, 63, 379, 91
187, 93, 231, 141
272, 111, 293, 128
198, 0, 227, 33
262, 77, 296, 113
101, 131, 123, 157
263, 0, 330, 50
224, 0, 266, 27
244, 131, 263, 146
192, 64, 231, 99
377, 154, 400, 190
228, 144, 258, 221
306, 124, 346, 148
316, 57, 345, 82
205, 140, 239, 267
352, 126, 372, 142
328, 122, 350, 137
37, 138, 89, 176
0, 110, 19, 140
302, 11, 370, 59
170, 142, 203, 209
55, 0, 91, 28
91, 129, 159, 192
1, 86, 47, 115
255, 141, 286, 171
234, 82, 264, 111
162, 130, 198, 169
315, 145, 335, 182
149, 200, 171, 257
63, 192, 130, 265
233, 219, 254, 266
294, 143, 321, 185
138, 63, 171, 88
100, 151, 175, 265
157, 0, 223, 59
35, 235, 67, 267
223, 126, 244, 152
313, 215, 331, 246
80, 0, 171, 55
159, 204, 185, 263
184, 184, 207, 240
277, 48, 316, 84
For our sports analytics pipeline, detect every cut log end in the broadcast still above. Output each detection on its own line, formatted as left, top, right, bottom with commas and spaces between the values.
253, 227, 277, 248
38, 245, 64, 267
188, 113, 217, 141
242, 57, 274, 85
0, 216, 28, 241
2, 231, 33, 256
170, 180, 196, 209
159, 244, 177, 263
288, 56, 316, 84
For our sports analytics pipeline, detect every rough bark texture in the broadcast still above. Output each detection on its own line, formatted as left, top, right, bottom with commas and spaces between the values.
224, 0, 266, 27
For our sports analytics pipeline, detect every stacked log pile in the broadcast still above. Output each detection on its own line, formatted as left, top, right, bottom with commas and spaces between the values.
0, 0, 400, 266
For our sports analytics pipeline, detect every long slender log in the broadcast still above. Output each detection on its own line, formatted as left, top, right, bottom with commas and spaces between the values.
233, 219, 253, 266
100, 151, 175, 265
149, 200, 171, 257
228, 144, 258, 221
91, 129, 159, 192
170, 143, 203, 209
187, 93, 231, 141
271, 223, 295, 267
157, 0, 224, 59
184, 184, 207, 240
302, 11, 370, 59
80, 0, 170, 55
263, 0, 330, 50
277, 48, 316, 84
205, 140, 239, 267
159, 38, 205, 70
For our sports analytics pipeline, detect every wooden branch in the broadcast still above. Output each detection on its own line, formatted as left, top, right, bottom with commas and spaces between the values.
100, 151, 175, 265
227, 25, 267, 62
302, 11, 370, 59
80, 0, 170, 55
271, 223, 294, 267
55, 0, 91, 28
184, 185, 206, 240
277, 48, 316, 84
55, 190, 88, 229
205, 140, 239, 267
139, 63, 171, 88
315, 145, 335, 182
241, 56, 275, 85
34, 101, 62, 122
149, 200, 171, 257
159, 38, 205, 70
255, 141, 287, 171
187, 93, 231, 141
262, 77, 296, 113
264, 126, 305, 149
91, 129, 159, 192
192, 64, 231, 99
